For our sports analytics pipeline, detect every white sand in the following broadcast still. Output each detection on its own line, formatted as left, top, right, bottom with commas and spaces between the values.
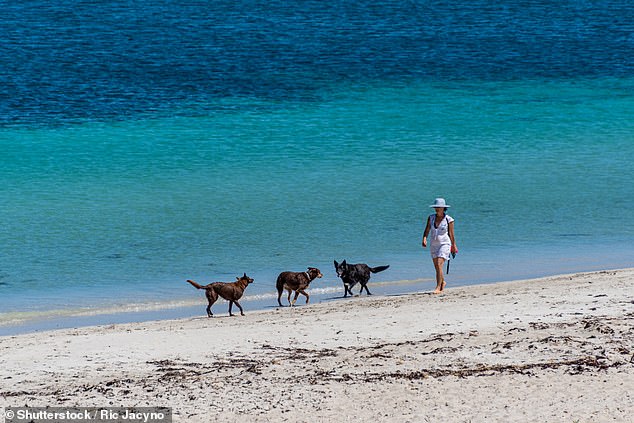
1, 269, 633, 422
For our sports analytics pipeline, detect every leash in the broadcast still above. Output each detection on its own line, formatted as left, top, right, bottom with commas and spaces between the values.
446, 251, 456, 274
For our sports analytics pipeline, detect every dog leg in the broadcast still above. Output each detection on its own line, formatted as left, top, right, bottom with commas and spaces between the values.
206, 289, 218, 317
291, 290, 299, 306
277, 289, 284, 307
300, 289, 310, 304
344, 284, 354, 298
362, 284, 372, 296
287, 289, 293, 306
233, 300, 245, 316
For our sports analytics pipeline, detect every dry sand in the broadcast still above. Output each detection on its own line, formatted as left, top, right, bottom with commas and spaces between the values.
1, 269, 633, 422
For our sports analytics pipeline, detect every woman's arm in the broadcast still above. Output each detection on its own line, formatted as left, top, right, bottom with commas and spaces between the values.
422, 216, 431, 247
448, 221, 458, 254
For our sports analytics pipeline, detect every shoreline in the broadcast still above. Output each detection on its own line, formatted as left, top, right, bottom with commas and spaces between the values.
1, 268, 632, 422
2, 245, 633, 336
0, 279, 428, 336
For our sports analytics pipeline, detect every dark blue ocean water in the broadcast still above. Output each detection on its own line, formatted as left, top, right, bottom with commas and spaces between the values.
1, 1, 633, 332
3, 0, 634, 125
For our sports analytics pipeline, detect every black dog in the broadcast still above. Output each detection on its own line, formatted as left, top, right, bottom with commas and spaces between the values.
334, 260, 389, 297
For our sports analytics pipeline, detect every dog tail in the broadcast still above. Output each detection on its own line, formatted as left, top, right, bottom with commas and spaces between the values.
370, 265, 389, 273
187, 279, 208, 290
275, 274, 284, 293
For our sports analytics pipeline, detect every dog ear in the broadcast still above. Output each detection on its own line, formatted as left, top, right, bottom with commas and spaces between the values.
334, 260, 338, 267
243, 272, 247, 278
342, 260, 347, 266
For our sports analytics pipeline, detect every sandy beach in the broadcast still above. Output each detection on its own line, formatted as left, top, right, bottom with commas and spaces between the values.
1, 269, 632, 422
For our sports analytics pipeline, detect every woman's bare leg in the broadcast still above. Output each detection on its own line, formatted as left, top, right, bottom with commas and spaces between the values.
432, 257, 445, 293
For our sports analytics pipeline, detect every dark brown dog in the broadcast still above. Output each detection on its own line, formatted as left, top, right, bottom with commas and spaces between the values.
276, 267, 323, 307
187, 273, 254, 317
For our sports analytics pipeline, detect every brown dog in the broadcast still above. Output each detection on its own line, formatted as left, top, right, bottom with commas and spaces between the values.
187, 273, 254, 317
276, 267, 323, 307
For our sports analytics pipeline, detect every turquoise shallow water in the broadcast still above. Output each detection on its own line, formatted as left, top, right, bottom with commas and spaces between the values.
2, 78, 633, 332
2, 1, 634, 332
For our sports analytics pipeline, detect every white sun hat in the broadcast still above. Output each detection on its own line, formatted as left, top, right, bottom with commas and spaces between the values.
429, 198, 451, 208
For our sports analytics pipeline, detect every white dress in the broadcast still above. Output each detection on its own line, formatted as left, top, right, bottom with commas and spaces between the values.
429, 214, 454, 259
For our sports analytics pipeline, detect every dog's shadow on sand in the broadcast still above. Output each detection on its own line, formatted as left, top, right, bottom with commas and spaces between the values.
266, 295, 362, 308
229, 291, 440, 314
387, 292, 436, 297
327, 295, 354, 301
189, 315, 245, 320
322, 292, 437, 301
276, 292, 438, 305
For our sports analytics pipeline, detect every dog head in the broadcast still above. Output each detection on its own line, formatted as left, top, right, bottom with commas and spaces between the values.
307, 267, 323, 280
333, 260, 348, 278
237, 273, 254, 285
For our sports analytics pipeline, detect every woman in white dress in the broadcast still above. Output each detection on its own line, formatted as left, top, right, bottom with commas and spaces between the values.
422, 198, 458, 293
